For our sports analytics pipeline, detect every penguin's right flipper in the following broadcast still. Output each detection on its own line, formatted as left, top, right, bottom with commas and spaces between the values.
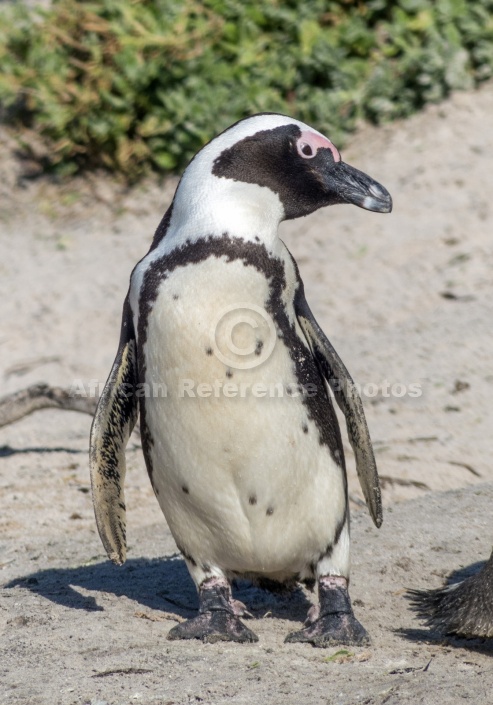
90, 296, 138, 564
295, 292, 382, 529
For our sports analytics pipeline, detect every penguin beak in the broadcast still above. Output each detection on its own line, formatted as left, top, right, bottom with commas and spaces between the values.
325, 161, 393, 213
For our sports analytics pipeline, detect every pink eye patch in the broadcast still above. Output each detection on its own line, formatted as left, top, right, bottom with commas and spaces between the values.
296, 130, 341, 162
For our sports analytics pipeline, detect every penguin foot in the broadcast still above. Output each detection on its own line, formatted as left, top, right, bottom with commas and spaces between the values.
167, 577, 258, 644
168, 610, 258, 643
284, 575, 370, 647
285, 612, 370, 647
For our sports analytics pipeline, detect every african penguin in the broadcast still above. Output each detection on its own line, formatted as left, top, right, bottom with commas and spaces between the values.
408, 548, 493, 639
90, 113, 392, 646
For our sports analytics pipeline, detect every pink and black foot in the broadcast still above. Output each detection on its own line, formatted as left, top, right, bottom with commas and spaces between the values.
167, 577, 258, 644
285, 576, 370, 647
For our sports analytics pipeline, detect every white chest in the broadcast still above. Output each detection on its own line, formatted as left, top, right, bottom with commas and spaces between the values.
131, 246, 346, 578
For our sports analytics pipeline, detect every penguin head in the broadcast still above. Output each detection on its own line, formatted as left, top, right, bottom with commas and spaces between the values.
209, 114, 392, 220
170, 114, 391, 244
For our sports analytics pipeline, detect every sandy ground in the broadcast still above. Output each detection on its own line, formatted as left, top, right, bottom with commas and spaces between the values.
1, 83, 493, 704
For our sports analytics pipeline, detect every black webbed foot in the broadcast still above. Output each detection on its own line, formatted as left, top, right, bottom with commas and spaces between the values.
168, 609, 258, 643
167, 578, 258, 644
285, 575, 370, 647
285, 611, 370, 647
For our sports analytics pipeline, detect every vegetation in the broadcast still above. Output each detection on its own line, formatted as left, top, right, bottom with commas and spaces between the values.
1, 0, 493, 179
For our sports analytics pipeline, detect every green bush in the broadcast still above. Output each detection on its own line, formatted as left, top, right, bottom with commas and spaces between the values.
1, 0, 493, 179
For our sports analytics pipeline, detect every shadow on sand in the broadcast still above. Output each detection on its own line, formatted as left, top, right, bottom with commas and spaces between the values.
0, 444, 86, 457
4, 554, 311, 623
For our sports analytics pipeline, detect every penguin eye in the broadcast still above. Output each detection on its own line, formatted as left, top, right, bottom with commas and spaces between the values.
297, 142, 316, 159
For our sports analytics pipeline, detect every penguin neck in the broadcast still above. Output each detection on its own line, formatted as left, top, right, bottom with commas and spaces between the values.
165, 175, 284, 249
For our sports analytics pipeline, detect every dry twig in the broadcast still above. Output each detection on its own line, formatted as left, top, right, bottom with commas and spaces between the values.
0, 383, 97, 429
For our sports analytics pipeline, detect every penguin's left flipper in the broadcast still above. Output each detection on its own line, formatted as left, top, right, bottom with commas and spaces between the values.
295, 292, 382, 528
90, 296, 139, 565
